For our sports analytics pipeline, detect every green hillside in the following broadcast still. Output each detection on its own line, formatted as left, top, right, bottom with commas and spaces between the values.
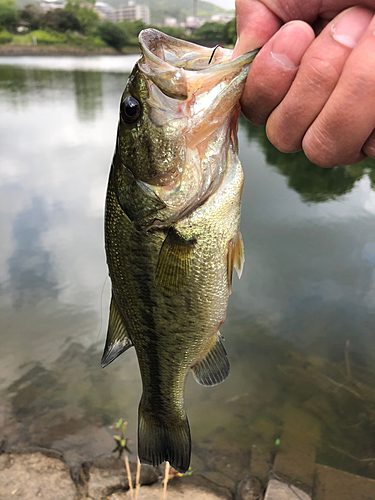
150, 1, 232, 25
14, 0, 233, 24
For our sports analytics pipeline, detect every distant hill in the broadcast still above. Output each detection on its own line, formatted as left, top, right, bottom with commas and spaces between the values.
15, 0, 234, 24
124, 0, 233, 24
149, 0, 233, 24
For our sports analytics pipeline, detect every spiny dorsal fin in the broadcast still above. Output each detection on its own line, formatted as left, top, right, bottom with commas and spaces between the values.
227, 231, 245, 291
101, 295, 133, 368
192, 333, 230, 387
155, 227, 196, 292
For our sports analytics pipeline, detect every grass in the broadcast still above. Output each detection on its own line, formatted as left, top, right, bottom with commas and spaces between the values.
109, 418, 192, 499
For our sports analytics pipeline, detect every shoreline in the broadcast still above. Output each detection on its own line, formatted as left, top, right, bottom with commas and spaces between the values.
0, 44, 140, 57
0, 445, 312, 500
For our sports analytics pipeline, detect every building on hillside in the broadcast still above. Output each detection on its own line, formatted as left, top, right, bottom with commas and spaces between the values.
39, 0, 66, 13
164, 17, 177, 27
211, 13, 235, 23
94, 1, 115, 21
114, 1, 150, 24
13, 20, 31, 33
184, 16, 208, 29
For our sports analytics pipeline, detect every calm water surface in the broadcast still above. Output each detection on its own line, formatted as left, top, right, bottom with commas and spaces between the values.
1, 56, 375, 482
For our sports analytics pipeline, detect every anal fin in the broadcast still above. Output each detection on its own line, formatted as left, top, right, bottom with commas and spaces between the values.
101, 295, 133, 368
227, 231, 245, 291
192, 333, 230, 387
155, 227, 196, 293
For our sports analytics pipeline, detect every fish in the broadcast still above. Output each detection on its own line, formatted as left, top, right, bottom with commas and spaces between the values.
102, 28, 258, 473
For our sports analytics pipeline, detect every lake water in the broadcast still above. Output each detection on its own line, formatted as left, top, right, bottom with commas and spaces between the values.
1, 56, 375, 484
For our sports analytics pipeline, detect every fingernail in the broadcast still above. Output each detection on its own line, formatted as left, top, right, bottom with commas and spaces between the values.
332, 6, 373, 48
270, 22, 312, 69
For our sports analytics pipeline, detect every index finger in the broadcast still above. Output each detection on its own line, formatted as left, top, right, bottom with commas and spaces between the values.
234, 0, 375, 56
234, 0, 282, 56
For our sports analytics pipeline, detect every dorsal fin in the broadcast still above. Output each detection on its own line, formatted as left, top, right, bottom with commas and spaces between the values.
227, 231, 245, 291
192, 333, 230, 387
155, 227, 196, 292
101, 295, 133, 368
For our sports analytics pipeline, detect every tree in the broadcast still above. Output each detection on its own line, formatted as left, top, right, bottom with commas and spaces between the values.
76, 7, 99, 36
41, 8, 81, 33
64, 0, 98, 35
194, 21, 224, 41
0, 0, 18, 29
19, 3, 43, 31
118, 18, 145, 43
223, 17, 236, 45
97, 21, 128, 51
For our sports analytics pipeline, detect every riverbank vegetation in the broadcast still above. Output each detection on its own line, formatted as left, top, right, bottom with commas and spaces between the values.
0, 0, 236, 54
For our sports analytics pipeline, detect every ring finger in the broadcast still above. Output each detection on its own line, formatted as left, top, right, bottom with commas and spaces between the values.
266, 6, 374, 154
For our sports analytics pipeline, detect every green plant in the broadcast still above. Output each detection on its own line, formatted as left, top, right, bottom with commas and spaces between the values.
110, 418, 131, 458
0, 28, 12, 43
110, 419, 141, 500
194, 21, 224, 41
31, 29, 66, 44
0, 0, 18, 29
65, 32, 105, 49
41, 8, 81, 33
97, 20, 128, 51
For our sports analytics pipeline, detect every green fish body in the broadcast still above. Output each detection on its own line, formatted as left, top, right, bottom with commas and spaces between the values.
102, 29, 257, 473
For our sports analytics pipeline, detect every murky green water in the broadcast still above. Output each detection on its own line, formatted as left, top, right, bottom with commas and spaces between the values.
1, 58, 375, 483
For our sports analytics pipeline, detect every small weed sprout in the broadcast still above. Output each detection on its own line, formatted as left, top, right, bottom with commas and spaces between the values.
110, 419, 141, 500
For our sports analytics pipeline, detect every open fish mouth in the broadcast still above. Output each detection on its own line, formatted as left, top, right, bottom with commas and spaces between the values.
138, 28, 259, 109
115, 29, 260, 228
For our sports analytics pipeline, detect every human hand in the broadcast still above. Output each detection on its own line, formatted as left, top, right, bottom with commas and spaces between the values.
234, 1, 375, 167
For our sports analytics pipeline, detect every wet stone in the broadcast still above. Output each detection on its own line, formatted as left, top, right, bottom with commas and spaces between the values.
0, 451, 76, 500
87, 456, 158, 500
264, 479, 311, 500
273, 407, 320, 492
314, 464, 375, 500
236, 474, 264, 499
201, 470, 236, 492
108, 478, 232, 499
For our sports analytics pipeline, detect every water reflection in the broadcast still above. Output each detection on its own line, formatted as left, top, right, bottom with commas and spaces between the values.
8, 197, 59, 308
241, 116, 375, 203
73, 71, 103, 121
0, 65, 105, 122
0, 60, 375, 484
1, 340, 141, 465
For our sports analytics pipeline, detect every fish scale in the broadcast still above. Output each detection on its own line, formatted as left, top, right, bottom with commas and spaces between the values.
102, 28, 258, 473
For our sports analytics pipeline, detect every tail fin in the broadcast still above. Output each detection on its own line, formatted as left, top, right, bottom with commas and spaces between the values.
138, 397, 191, 474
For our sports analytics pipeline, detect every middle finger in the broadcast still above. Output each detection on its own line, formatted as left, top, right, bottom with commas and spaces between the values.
266, 6, 374, 153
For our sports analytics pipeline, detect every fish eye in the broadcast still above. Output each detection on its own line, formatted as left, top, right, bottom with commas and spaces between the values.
120, 96, 141, 124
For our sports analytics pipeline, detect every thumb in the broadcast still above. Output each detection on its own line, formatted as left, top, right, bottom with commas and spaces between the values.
233, 0, 282, 57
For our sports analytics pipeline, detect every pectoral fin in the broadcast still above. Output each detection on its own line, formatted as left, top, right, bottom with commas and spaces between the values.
101, 295, 133, 368
227, 231, 245, 291
192, 333, 230, 387
155, 227, 196, 292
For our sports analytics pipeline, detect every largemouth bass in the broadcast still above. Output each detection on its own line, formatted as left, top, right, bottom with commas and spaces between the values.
102, 28, 257, 473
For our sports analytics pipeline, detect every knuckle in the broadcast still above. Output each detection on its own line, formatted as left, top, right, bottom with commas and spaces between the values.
302, 55, 340, 93
302, 124, 338, 167
346, 61, 375, 97
266, 115, 301, 153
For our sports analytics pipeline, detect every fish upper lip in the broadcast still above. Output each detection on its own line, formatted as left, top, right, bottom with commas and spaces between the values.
138, 28, 259, 101
138, 28, 259, 74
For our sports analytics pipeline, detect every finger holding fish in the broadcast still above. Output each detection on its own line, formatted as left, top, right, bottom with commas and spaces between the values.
236, 1, 375, 166
266, 7, 374, 158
